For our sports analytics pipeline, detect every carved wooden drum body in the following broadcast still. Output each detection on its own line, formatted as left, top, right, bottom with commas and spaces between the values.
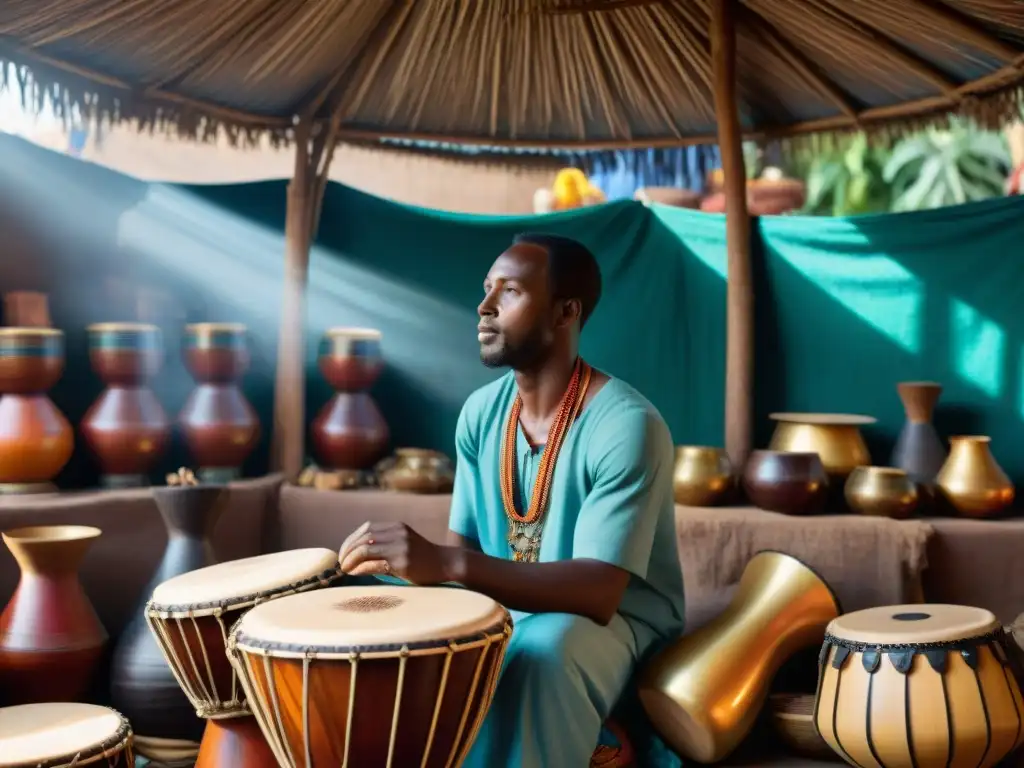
0, 702, 134, 767
814, 604, 1024, 768
227, 585, 512, 768
145, 548, 343, 766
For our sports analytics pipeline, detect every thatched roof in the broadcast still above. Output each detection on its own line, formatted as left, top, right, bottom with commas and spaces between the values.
2, 0, 1024, 149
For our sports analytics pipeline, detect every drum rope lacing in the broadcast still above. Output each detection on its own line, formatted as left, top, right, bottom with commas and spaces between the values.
144, 568, 341, 719
500, 357, 592, 563
225, 618, 513, 768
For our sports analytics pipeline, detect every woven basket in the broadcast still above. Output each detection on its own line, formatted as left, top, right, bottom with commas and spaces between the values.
768, 693, 836, 761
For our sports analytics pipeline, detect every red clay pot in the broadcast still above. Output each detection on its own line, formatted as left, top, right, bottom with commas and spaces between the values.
311, 328, 389, 470
81, 323, 170, 487
0, 525, 108, 704
179, 323, 259, 482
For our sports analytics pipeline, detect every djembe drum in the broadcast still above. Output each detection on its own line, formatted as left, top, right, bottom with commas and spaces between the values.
227, 585, 512, 767
145, 549, 343, 767
815, 604, 1024, 768
0, 702, 134, 766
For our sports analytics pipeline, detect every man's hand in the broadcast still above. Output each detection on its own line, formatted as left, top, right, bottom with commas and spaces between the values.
338, 521, 450, 585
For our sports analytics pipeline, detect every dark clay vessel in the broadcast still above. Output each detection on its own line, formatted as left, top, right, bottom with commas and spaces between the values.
891, 381, 946, 485
311, 328, 389, 470
81, 323, 170, 487
109, 484, 226, 743
178, 324, 259, 482
743, 450, 828, 515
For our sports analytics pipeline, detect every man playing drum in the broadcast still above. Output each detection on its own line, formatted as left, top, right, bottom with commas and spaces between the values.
339, 233, 686, 767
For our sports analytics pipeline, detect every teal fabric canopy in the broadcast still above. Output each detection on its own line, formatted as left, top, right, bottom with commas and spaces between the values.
206, 182, 1023, 484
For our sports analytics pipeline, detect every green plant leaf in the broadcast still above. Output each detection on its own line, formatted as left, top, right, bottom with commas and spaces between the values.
944, 159, 967, 204
959, 155, 1007, 191
883, 137, 931, 182
895, 154, 944, 211
806, 159, 844, 210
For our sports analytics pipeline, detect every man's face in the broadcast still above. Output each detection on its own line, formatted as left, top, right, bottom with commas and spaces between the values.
477, 243, 554, 370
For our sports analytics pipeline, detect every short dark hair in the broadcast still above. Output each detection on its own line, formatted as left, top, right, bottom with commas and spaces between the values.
513, 233, 602, 328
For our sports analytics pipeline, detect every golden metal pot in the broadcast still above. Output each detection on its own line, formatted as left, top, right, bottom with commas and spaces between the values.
843, 466, 919, 519
936, 436, 1015, 518
672, 446, 734, 506
638, 551, 840, 763
376, 448, 455, 494
768, 412, 874, 477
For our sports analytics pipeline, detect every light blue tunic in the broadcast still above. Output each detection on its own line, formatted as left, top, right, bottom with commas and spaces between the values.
449, 372, 686, 768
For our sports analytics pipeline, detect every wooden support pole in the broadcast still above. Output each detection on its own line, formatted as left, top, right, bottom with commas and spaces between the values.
272, 119, 338, 481
711, 0, 754, 467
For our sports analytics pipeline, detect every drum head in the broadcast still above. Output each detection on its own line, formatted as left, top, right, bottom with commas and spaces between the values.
0, 703, 127, 765
827, 604, 1000, 645
234, 586, 508, 653
150, 548, 339, 610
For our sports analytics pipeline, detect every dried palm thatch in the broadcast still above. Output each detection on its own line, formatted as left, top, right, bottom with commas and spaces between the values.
1, 0, 1024, 149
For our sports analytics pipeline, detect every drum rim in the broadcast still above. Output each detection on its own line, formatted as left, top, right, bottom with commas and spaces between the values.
823, 626, 1007, 652
230, 615, 512, 660
147, 565, 344, 617
4, 706, 132, 768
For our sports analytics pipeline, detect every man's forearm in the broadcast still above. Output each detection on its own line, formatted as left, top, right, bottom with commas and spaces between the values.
440, 546, 628, 625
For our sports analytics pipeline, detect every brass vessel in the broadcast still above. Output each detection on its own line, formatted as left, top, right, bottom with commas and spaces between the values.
638, 551, 840, 763
843, 466, 919, 519
936, 436, 1015, 518
376, 448, 455, 494
672, 446, 734, 506
768, 413, 874, 478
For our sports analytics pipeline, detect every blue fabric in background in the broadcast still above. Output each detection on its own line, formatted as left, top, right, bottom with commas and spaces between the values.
570, 146, 721, 201
377, 137, 721, 202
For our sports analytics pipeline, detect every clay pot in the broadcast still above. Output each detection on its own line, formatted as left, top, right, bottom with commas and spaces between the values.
312, 327, 389, 471
935, 436, 1015, 518
699, 178, 807, 216
376, 448, 455, 494
844, 466, 919, 519
0, 328, 74, 493
179, 323, 259, 482
672, 446, 735, 506
81, 323, 170, 488
891, 381, 946, 485
743, 450, 828, 515
110, 484, 226, 747
0, 525, 108, 704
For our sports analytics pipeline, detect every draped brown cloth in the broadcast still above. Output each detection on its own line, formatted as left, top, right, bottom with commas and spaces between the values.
0, 475, 280, 639
273, 489, 936, 629
674, 506, 932, 630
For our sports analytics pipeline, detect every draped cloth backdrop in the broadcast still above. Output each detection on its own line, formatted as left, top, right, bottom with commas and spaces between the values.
5, 134, 1024, 487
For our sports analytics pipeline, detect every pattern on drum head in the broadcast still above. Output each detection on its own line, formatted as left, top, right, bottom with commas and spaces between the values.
892, 611, 932, 621
335, 595, 405, 613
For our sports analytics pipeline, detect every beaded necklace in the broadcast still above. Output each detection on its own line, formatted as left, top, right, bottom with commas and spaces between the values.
501, 358, 592, 562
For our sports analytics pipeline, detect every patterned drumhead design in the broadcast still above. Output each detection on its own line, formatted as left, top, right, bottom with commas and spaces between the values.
233, 586, 508, 651
335, 595, 405, 613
